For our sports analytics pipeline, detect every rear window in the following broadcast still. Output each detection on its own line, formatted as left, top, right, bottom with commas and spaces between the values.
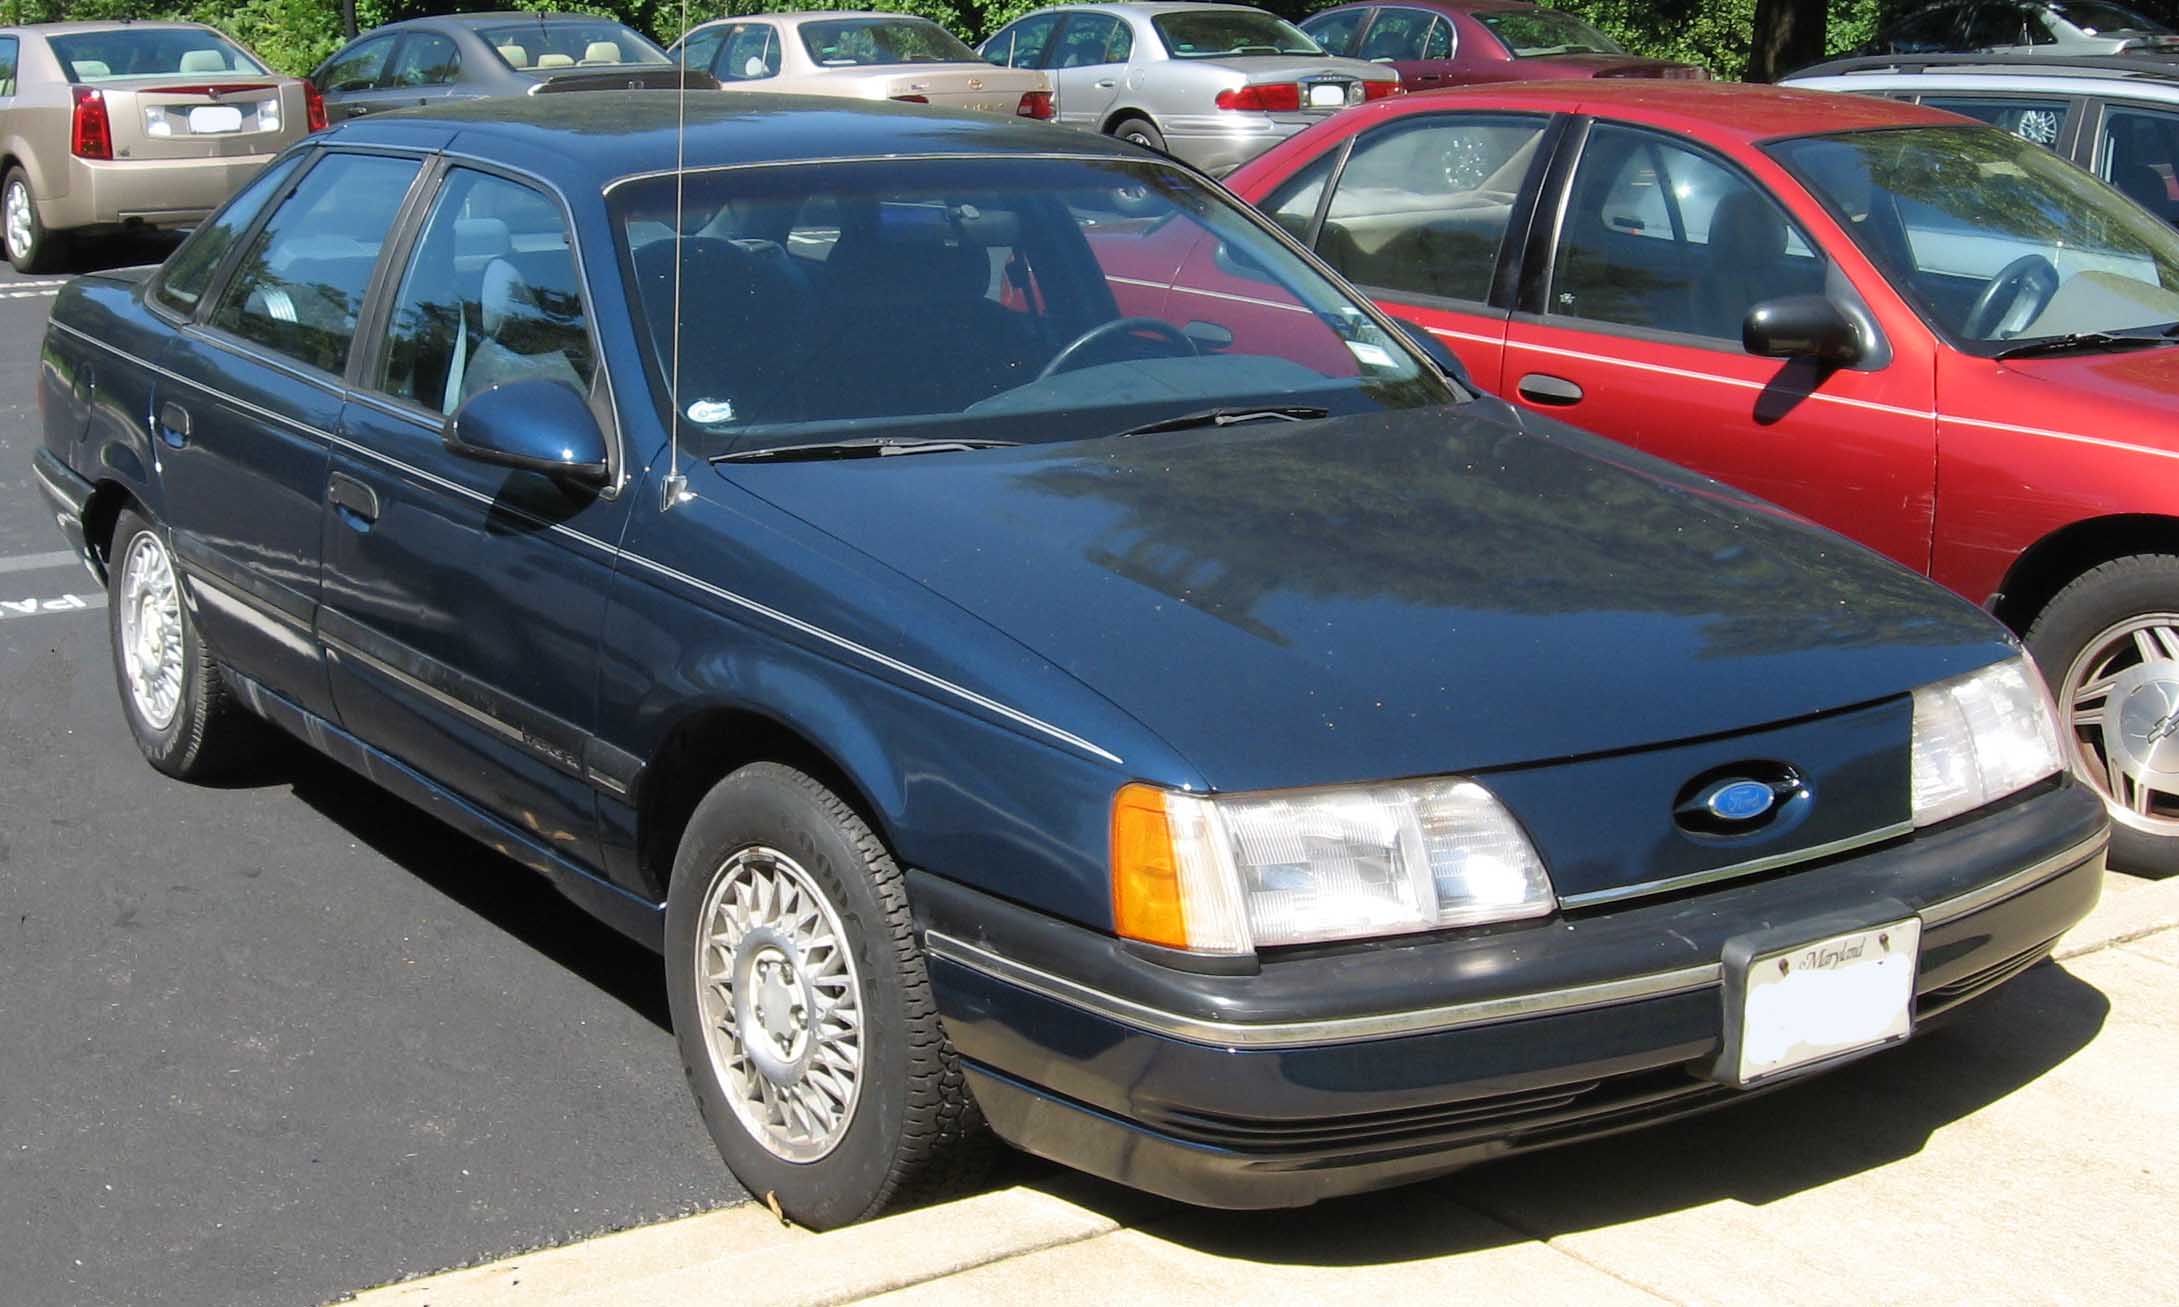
1152, 10, 1323, 58
480, 21, 668, 70
797, 17, 980, 67
48, 29, 267, 82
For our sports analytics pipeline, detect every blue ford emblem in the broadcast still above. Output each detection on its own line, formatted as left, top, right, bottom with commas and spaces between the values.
1705, 780, 1777, 823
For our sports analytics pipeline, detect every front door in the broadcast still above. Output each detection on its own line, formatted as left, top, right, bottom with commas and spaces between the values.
323, 163, 630, 867
1500, 120, 1938, 572
381, 30, 466, 110
1048, 12, 1130, 130
156, 148, 424, 721
315, 34, 400, 121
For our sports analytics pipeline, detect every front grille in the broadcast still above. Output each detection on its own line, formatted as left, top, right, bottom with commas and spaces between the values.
1919, 936, 2059, 1017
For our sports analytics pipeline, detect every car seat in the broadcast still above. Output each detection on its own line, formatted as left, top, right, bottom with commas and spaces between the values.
461, 258, 587, 401
1697, 190, 1789, 339
497, 44, 530, 68
536, 53, 575, 69
179, 49, 228, 73
630, 236, 811, 427
581, 41, 622, 65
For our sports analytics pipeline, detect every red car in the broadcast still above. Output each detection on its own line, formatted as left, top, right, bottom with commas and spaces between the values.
1299, 1, 1706, 91
1229, 81, 2179, 872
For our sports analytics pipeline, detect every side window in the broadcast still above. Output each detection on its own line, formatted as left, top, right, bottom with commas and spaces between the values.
678, 26, 726, 76
318, 34, 394, 92
152, 153, 304, 317
1301, 9, 1367, 56
0, 37, 19, 97
386, 32, 460, 87
1263, 148, 1337, 242
1961, 1, 2037, 47
1921, 95, 2069, 149
1551, 124, 1825, 342
719, 24, 781, 81
379, 170, 595, 414
2101, 105, 2179, 225
1358, 8, 1437, 61
207, 152, 421, 374
1054, 15, 1121, 68
997, 14, 1060, 68
1318, 114, 1549, 303
1108, 20, 1134, 62
1423, 16, 1452, 59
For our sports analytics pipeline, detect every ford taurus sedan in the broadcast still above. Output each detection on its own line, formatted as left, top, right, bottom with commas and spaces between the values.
1232, 81, 2179, 875
670, 11, 1053, 119
978, 2, 1398, 172
0, 20, 323, 272
33, 94, 2106, 1227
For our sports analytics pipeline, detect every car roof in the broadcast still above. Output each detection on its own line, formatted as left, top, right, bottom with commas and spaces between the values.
1378, 78, 1968, 142
325, 92, 1143, 193
691, 10, 951, 26
427, 11, 639, 28
6, 20, 227, 36
1792, 51, 2179, 84
1024, 3, 1278, 14
1309, 0, 1546, 14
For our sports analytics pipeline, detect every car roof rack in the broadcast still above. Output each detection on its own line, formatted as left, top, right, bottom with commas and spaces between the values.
1789, 51, 2179, 83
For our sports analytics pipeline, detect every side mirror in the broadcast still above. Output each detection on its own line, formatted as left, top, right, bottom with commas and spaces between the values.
446, 379, 611, 487
1743, 295, 1862, 366
1390, 317, 1476, 390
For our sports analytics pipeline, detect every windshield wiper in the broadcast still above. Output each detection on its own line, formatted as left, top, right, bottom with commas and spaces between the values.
713, 437, 1020, 464
1991, 330, 2178, 360
1116, 405, 1330, 438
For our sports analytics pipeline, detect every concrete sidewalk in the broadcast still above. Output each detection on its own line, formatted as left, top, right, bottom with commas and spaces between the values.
345, 869, 2179, 1307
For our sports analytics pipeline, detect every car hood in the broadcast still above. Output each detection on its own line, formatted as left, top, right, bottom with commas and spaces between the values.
1970, 346, 2179, 453
724, 407, 2011, 791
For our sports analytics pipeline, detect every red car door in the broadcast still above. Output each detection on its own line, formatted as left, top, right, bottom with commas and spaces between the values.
1499, 119, 1939, 572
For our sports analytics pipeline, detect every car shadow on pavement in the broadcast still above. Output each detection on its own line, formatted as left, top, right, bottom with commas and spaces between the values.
49, 230, 183, 276
1037, 960, 2110, 1265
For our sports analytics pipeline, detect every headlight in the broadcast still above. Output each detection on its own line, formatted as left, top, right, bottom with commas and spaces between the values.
1111, 778, 1554, 955
1910, 653, 2064, 828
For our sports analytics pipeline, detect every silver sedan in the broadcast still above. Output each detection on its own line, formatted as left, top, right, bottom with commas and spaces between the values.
979, 2, 1399, 174
671, 11, 1053, 119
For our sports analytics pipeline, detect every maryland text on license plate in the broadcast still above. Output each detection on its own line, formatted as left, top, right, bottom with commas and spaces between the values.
1735, 918, 1919, 1083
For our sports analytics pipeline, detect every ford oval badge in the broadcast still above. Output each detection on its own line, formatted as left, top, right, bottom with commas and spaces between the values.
1705, 780, 1777, 823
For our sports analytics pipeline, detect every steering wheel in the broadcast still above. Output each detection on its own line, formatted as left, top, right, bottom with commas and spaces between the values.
1038, 317, 1199, 380
1963, 253, 2060, 340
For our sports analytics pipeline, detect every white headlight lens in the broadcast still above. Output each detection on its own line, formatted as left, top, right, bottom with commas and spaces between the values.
1910, 654, 2064, 827
1135, 780, 1553, 952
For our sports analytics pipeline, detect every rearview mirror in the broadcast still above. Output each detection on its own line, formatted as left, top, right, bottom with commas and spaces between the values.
446, 380, 611, 487
1390, 317, 1476, 390
1743, 295, 1862, 366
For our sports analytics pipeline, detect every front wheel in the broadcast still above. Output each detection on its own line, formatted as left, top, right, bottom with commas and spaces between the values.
664, 763, 993, 1228
2026, 554, 2179, 877
4, 167, 64, 275
1109, 115, 1167, 155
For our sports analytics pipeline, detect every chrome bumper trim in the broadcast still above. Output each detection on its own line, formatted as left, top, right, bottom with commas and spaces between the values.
925, 830, 2107, 1050
1557, 821, 1916, 909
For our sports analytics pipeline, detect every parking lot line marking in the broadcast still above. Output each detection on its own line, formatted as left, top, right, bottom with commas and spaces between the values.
0, 592, 104, 620
0, 550, 86, 576
1, 288, 59, 299
2, 277, 71, 288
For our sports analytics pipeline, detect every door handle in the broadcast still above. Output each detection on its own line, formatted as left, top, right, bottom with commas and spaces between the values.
1095, 78, 1117, 88
156, 401, 191, 448
328, 471, 380, 529
1517, 373, 1583, 406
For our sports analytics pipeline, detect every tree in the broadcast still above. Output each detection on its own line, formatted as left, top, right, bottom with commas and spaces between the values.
1749, 0, 1830, 80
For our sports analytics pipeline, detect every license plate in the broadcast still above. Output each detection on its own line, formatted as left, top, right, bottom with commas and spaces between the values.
1307, 83, 1347, 108
188, 105, 243, 134
1731, 918, 1918, 1084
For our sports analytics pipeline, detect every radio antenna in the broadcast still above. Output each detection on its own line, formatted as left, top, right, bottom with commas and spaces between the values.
661, 0, 693, 510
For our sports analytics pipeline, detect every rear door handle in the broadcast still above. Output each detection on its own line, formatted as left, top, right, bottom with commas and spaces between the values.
1517, 373, 1584, 406
328, 471, 380, 528
156, 401, 191, 447
1095, 78, 1117, 88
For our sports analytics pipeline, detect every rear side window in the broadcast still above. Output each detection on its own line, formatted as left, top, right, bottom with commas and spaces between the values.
1318, 114, 1549, 303
152, 153, 304, 317
319, 34, 394, 92
678, 26, 726, 77
387, 32, 461, 87
207, 152, 422, 374
0, 36, 19, 97
1300, 9, 1367, 56
984, 14, 1061, 68
1357, 9, 1442, 61
719, 24, 782, 81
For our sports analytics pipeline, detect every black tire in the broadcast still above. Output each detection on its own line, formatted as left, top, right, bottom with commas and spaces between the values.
106, 509, 256, 780
664, 763, 993, 1229
4, 166, 65, 275
2024, 553, 2179, 878
1110, 115, 1168, 155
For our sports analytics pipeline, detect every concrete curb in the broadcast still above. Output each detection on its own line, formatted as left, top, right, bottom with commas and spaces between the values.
2056, 867, 2179, 961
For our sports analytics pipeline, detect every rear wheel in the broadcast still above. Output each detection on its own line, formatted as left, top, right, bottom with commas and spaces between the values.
1110, 115, 1167, 155
664, 763, 993, 1229
2026, 554, 2179, 877
4, 167, 64, 274
107, 509, 258, 779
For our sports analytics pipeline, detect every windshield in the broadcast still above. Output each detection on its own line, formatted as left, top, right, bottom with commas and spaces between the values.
49, 29, 268, 81
1153, 10, 1324, 58
1477, 10, 1626, 57
611, 156, 1450, 458
1771, 125, 2179, 351
798, 17, 980, 66
480, 21, 669, 69
2047, 0, 2171, 33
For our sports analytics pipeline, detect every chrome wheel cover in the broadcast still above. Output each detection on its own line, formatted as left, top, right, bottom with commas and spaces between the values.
4, 180, 32, 263
2062, 613, 2179, 837
694, 846, 864, 1163
118, 531, 184, 731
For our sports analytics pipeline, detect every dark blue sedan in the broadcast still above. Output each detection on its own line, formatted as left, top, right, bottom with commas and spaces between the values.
32, 94, 2108, 1228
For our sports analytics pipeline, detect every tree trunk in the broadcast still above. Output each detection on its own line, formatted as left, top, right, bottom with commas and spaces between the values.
341, 0, 358, 40
1747, 0, 1827, 82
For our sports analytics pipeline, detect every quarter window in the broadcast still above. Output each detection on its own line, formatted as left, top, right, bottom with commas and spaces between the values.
318, 34, 394, 92
1551, 124, 1825, 341
1317, 114, 1549, 303
152, 153, 304, 317
207, 152, 421, 374
379, 170, 594, 413
386, 32, 460, 87
0, 37, 19, 97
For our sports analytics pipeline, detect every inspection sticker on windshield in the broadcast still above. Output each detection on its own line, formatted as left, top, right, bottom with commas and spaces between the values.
1731, 917, 1918, 1084
686, 398, 736, 425
1346, 340, 1395, 368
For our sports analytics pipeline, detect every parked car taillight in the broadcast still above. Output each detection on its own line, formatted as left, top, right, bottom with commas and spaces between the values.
304, 81, 328, 132
1362, 81, 1402, 101
1016, 90, 1054, 120
890, 93, 930, 103
71, 87, 113, 160
1216, 82, 1301, 112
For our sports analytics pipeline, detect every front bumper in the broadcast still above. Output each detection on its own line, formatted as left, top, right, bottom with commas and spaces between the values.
917, 779, 2106, 1209
43, 153, 278, 235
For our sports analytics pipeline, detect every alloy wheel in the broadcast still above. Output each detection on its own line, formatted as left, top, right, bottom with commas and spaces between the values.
4, 181, 32, 264
118, 532, 184, 731
694, 846, 865, 1163
2061, 613, 2179, 838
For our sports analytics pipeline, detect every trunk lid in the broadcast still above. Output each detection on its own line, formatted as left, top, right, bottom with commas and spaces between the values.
876, 64, 1046, 114
97, 78, 298, 160
527, 66, 716, 95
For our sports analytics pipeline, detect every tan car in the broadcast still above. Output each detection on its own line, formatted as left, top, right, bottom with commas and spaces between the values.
0, 21, 323, 272
670, 11, 1053, 119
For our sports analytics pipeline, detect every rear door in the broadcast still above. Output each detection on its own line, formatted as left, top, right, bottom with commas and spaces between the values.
2091, 99, 2179, 226
1499, 119, 1938, 572
1049, 12, 1130, 129
1353, 7, 1455, 92
715, 23, 783, 86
